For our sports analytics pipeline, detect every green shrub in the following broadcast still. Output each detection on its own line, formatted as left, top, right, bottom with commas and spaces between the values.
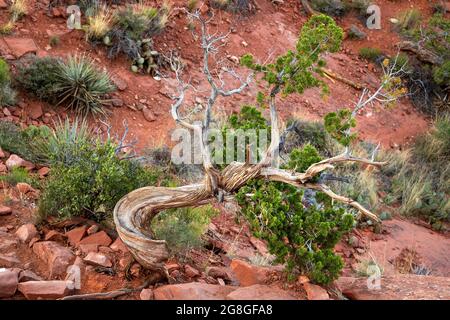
324, 108, 357, 146
16, 56, 61, 102
114, 3, 166, 42
152, 205, 218, 257
0, 58, 16, 107
38, 121, 166, 222
433, 60, 450, 86
359, 47, 383, 62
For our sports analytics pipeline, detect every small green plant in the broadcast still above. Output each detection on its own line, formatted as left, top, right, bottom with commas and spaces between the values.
152, 205, 218, 257
49, 35, 60, 47
359, 47, 382, 62
0, 58, 17, 107
433, 60, 450, 86
0, 167, 34, 187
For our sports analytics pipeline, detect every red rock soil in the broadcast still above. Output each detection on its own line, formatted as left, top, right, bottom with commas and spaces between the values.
1, 0, 449, 300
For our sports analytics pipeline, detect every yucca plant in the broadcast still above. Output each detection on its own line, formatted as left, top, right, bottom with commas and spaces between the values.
53, 55, 115, 116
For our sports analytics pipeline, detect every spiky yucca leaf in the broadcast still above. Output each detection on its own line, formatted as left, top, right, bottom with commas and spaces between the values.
53, 55, 115, 116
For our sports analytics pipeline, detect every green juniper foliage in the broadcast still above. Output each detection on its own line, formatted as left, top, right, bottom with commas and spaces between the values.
235, 15, 355, 284
226, 107, 353, 284
241, 15, 343, 99
324, 108, 357, 147
236, 148, 354, 284
214, 105, 269, 166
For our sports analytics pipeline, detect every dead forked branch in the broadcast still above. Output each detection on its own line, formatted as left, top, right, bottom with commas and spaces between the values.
113, 11, 389, 274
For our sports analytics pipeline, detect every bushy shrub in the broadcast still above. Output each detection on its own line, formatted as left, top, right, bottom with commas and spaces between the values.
112, 2, 168, 42
38, 125, 165, 222
152, 205, 218, 257
17, 56, 61, 102
433, 60, 450, 86
359, 47, 383, 62
0, 58, 17, 107
281, 120, 332, 156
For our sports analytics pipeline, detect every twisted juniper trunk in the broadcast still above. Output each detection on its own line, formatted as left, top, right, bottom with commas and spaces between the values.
113, 162, 262, 274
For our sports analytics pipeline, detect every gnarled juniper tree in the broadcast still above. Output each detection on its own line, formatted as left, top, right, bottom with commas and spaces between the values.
113, 11, 405, 283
